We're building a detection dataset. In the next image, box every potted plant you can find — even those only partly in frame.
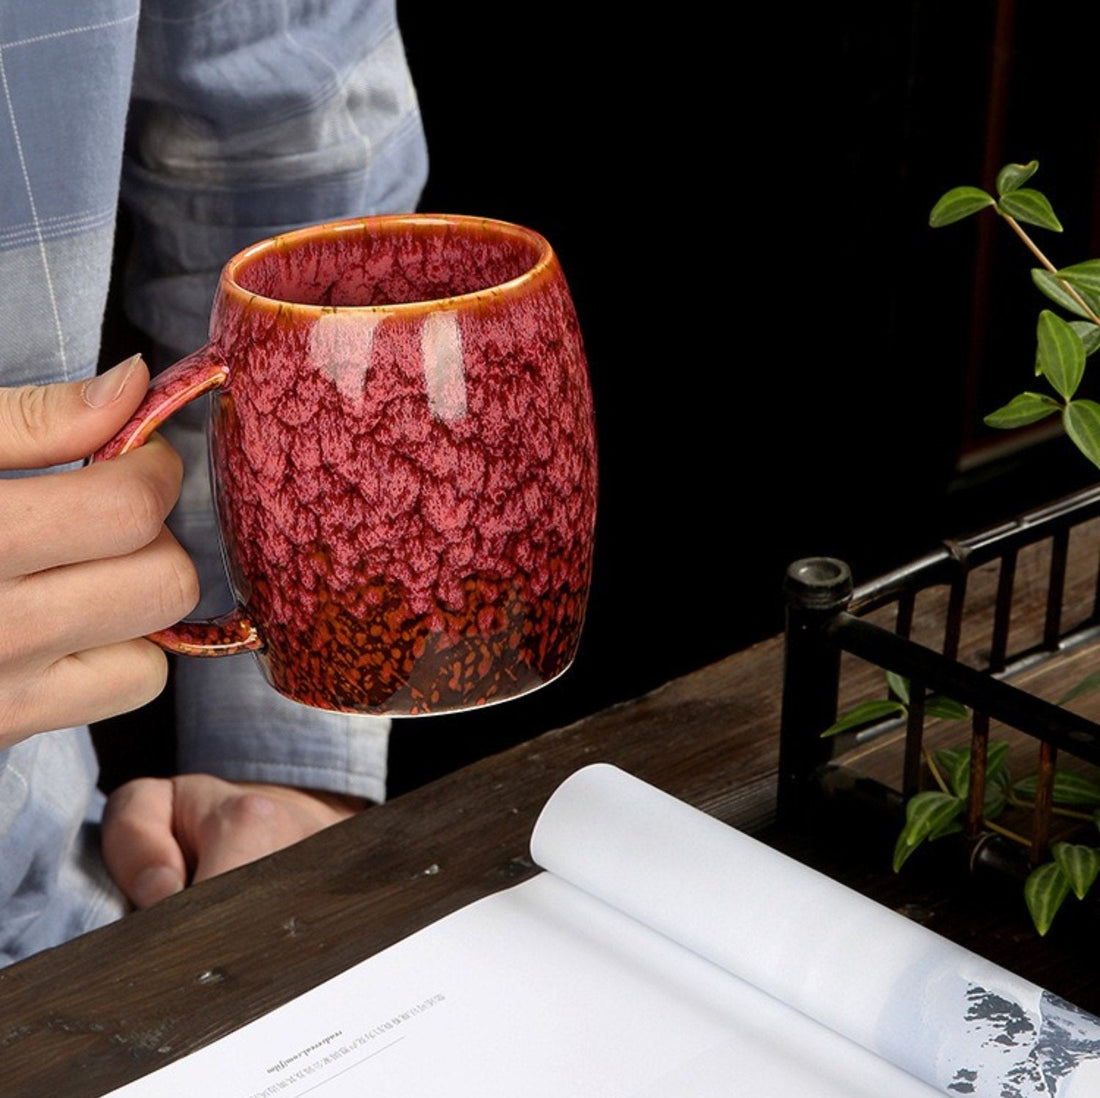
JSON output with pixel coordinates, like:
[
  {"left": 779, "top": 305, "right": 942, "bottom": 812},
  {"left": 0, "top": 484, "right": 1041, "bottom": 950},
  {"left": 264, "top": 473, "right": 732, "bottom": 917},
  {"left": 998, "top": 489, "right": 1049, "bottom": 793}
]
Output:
[{"left": 826, "top": 161, "right": 1100, "bottom": 935}]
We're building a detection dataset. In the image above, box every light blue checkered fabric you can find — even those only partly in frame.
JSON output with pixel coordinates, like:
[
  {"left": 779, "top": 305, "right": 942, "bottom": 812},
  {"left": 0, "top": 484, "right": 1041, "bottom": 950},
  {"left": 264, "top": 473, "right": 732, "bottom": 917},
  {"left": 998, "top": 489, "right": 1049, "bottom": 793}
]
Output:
[{"left": 0, "top": 0, "right": 427, "bottom": 965}]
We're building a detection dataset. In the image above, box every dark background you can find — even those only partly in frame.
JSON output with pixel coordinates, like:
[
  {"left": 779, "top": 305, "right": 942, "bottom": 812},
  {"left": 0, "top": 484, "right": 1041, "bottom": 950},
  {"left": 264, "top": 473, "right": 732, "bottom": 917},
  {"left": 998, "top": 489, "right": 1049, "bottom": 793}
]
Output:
[
  {"left": 387, "top": 1, "right": 1100, "bottom": 791},
  {"left": 96, "top": 1, "right": 1100, "bottom": 796}
]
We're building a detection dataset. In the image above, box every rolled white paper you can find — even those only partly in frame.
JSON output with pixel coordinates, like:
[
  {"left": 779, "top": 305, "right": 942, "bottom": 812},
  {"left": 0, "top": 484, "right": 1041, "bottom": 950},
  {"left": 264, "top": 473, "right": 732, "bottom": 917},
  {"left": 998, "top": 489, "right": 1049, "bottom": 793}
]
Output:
[{"left": 531, "top": 763, "right": 1100, "bottom": 1098}]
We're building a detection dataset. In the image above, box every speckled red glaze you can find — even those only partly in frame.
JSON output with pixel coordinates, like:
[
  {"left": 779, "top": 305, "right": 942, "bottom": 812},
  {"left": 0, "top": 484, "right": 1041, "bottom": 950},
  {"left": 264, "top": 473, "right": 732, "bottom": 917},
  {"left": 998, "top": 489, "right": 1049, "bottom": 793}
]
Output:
[{"left": 94, "top": 215, "right": 597, "bottom": 715}]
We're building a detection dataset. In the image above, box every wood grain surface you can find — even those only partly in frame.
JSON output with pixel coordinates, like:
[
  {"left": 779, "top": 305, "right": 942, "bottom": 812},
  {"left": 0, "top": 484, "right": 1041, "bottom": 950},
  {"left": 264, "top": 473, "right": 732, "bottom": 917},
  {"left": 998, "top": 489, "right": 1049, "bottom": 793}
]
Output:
[{"left": 5, "top": 543, "right": 1100, "bottom": 1096}]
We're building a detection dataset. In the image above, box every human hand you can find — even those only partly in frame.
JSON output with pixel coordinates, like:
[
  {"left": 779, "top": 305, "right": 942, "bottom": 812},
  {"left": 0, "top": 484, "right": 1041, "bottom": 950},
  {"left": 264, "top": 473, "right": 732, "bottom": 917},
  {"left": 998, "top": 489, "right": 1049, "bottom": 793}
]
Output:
[
  {"left": 0, "top": 355, "right": 199, "bottom": 746},
  {"left": 101, "top": 774, "right": 369, "bottom": 908}
]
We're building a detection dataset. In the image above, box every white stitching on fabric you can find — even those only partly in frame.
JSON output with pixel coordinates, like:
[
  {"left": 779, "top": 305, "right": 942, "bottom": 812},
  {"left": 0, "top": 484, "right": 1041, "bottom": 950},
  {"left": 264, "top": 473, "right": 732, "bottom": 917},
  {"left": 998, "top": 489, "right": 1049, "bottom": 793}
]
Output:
[
  {"left": 0, "top": 207, "right": 116, "bottom": 250},
  {"left": 0, "top": 51, "right": 67, "bottom": 373},
  {"left": 0, "top": 13, "right": 139, "bottom": 375},
  {"left": 0, "top": 14, "right": 138, "bottom": 52}
]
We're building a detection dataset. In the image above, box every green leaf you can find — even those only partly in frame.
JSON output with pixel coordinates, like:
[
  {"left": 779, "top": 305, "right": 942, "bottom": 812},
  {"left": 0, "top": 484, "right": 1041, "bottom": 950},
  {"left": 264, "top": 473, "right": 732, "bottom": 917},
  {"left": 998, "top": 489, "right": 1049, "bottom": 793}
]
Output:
[
  {"left": 942, "top": 749, "right": 973, "bottom": 798},
  {"left": 933, "top": 744, "right": 968, "bottom": 772},
  {"left": 983, "top": 392, "right": 1061, "bottom": 429},
  {"left": 885, "top": 670, "right": 909, "bottom": 705},
  {"left": 1057, "top": 259, "right": 1100, "bottom": 297},
  {"left": 1032, "top": 268, "right": 1100, "bottom": 319},
  {"left": 933, "top": 741, "right": 1009, "bottom": 802},
  {"left": 1037, "top": 310, "right": 1086, "bottom": 399},
  {"left": 930, "top": 817, "right": 965, "bottom": 843},
  {"left": 1013, "top": 768, "right": 1100, "bottom": 806},
  {"left": 924, "top": 695, "right": 968, "bottom": 721},
  {"left": 924, "top": 695, "right": 970, "bottom": 720},
  {"left": 1058, "top": 669, "right": 1100, "bottom": 704},
  {"left": 1070, "top": 321, "right": 1100, "bottom": 358},
  {"left": 893, "top": 791, "right": 964, "bottom": 871},
  {"left": 998, "top": 189, "right": 1064, "bottom": 231},
  {"left": 983, "top": 769, "right": 1010, "bottom": 819},
  {"left": 1043, "top": 326, "right": 1100, "bottom": 373},
  {"left": 820, "top": 698, "right": 906, "bottom": 737},
  {"left": 987, "top": 739, "right": 1011, "bottom": 778},
  {"left": 1056, "top": 769, "right": 1100, "bottom": 805},
  {"left": 1051, "top": 842, "right": 1100, "bottom": 900},
  {"left": 1064, "top": 400, "right": 1100, "bottom": 469},
  {"left": 1024, "top": 861, "right": 1072, "bottom": 935},
  {"left": 929, "top": 186, "right": 995, "bottom": 227},
  {"left": 996, "top": 160, "right": 1039, "bottom": 194},
  {"left": 952, "top": 739, "right": 1011, "bottom": 785},
  {"left": 891, "top": 829, "right": 913, "bottom": 874}
]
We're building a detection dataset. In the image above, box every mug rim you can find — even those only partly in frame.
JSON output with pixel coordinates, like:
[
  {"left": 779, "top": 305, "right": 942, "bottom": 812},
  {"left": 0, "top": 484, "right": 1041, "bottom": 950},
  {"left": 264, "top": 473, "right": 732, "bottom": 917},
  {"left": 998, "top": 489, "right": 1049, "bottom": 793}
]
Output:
[{"left": 221, "top": 213, "right": 557, "bottom": 315}]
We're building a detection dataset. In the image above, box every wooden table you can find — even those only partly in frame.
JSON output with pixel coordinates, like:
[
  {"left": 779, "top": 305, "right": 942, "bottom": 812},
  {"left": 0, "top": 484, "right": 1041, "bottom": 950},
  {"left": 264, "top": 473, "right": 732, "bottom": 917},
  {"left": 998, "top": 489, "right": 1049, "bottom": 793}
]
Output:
[{"left": 4, "top": 596, "right": 1100, "bottom": 1096}]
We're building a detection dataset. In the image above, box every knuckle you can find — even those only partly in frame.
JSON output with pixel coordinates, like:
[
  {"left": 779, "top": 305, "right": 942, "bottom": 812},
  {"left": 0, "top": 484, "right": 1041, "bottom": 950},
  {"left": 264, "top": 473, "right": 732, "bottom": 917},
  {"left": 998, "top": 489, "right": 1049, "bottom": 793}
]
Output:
[
  {"left": 0, "top": 506, "right": 16, "bottom": 567},
  {"left": 169, "top": 552, "right": 201, "bottom": 620},
  {"left": 0, "top": 582, "right": 42, "bottom": 667},
  {"left": 0, "top": 617, "right": 20, "bottom": 673},
  {"left": 211, "top": 792, "right": 282, "bottom": 839},
  {"left": 111, "top": 476, "right": 173, "bottom": 553},
  {"left": 0, "top": 630, "right": 25, "bottom": 671},
  {"left": 150, "top": 546, "right": 201, "bottom": 626},
  {"left": 0, "top": 680, "right": 37, "bottom": 747},
  {"left": 132, "top": 637, "right": 171, "bottom": 692},
  {"left": 96, "top": 444, "right": 184, "bottom": 557},
  {"left": 101, "top": 641, "right": 170, "bottom": 714},
  {"left": 3, "top": 385, "right": 51, "bottom": 451},
  {"left": 102, "top": 776, "right": 160, "bottom": 830}
]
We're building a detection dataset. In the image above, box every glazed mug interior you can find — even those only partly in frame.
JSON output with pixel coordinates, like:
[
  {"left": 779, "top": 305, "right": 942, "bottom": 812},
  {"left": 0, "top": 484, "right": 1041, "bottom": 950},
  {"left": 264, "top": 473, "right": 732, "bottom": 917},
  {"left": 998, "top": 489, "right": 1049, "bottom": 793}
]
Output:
[{"left": 230, "top": 216, "right": 544, "bottom": 306}]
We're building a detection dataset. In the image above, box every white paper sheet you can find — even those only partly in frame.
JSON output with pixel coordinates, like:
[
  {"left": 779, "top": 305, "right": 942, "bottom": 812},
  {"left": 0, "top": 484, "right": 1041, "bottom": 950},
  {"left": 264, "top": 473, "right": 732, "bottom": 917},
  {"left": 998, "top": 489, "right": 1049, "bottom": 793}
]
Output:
[{"left": 101, "top": 764, "right": 1100, "bottom": 1098}]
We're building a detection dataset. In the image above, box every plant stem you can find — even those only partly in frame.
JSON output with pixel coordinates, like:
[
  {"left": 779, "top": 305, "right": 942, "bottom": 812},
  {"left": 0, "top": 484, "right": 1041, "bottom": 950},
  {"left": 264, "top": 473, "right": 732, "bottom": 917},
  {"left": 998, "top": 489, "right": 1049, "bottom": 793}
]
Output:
[
  {"left": 983, "top": 817, "right": 1031, "bottom": 847},
  {"left": 1009, "top": 793, "right": 1096, "bottom": 823},
  {"left": 1002, "top": 213, "right": 1100, "bottom": 326},
  {"left": 924, "top": 747, "right": 951, "bottom": 795},
  {"left": 1052, "top": 805, "right": 1095, "bottom": 822}
]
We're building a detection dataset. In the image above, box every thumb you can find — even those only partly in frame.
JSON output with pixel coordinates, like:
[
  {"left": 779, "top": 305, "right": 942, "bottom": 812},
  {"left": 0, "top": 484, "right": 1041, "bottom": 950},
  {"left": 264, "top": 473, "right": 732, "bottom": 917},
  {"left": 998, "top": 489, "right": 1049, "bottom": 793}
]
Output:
[
  {"left": 101, "top": 777, "right": 188, "bottom": 910},
  {"left": 0, "top": 353, "right": 149, "bottom": 470}
]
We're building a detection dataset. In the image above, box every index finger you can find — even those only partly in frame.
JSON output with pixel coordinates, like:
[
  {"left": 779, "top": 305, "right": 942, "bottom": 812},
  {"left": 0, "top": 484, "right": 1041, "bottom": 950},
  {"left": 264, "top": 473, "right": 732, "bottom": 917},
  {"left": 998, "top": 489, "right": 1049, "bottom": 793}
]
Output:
[{"left": 0, "top": 436, "right": 183, "bottom": 578}]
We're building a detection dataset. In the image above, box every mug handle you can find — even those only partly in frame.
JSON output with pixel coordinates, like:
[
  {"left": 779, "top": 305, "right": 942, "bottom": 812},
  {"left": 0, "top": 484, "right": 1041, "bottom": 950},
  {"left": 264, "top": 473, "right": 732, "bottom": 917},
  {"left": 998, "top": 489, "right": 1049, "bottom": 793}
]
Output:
[{"left": 90, "top": 348, "right": 263, "bottom": 658}]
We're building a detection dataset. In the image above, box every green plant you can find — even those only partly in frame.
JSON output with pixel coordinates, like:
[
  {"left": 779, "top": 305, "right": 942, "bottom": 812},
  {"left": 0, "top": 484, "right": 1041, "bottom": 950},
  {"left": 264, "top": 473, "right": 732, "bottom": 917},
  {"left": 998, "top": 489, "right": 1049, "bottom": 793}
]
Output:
[
  {"left": 824, "top": 672, "right": 1100, "bottom": 935},
  {"left": 821, "top": 163, "right": 1100, "bottom": 936},
  {"left": 929, "top": 159, "right": 1100, "bottom": 467}
]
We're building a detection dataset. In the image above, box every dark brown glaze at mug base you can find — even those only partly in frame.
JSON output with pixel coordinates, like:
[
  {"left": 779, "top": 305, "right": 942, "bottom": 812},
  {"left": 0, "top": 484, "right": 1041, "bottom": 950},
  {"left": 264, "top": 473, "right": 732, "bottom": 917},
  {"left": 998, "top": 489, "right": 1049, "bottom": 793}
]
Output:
[
  {"left": 164, "top": 568, "right": 589, "bottom": 715},
  {"left": 259, "top": 570, "right": 589, "bottom": 715}
]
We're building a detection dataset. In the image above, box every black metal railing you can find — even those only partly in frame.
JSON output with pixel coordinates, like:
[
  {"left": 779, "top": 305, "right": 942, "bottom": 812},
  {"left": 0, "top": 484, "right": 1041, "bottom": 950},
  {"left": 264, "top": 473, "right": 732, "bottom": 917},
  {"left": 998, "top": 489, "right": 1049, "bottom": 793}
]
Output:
[{"left": 778, "top": 483, "right": 1100, "bottom": 863}]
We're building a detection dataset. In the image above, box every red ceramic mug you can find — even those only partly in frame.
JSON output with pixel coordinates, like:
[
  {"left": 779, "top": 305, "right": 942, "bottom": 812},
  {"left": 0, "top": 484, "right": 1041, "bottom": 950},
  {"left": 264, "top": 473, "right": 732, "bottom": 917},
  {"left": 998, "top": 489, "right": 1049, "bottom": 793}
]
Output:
[{"left": 93, "top": 214, "right": 598, "bottom": 716}]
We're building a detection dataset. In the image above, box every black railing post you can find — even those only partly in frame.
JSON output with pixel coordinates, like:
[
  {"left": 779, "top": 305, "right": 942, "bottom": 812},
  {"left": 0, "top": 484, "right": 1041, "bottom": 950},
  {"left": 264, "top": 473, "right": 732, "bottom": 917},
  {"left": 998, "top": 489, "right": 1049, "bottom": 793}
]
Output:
[{"left": 778, "top": 557, "right": 854, "bottom": 824}]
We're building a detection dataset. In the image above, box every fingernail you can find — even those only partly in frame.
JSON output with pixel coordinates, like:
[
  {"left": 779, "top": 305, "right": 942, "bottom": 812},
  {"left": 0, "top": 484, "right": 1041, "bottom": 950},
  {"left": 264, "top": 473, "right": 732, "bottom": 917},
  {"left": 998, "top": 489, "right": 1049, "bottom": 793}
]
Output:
[
  {"left": 83, "top": 354, "right": 144, "bottom": 409},
  {"left": 131, "top": 865, "right": 185, "bottom": 909}
]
